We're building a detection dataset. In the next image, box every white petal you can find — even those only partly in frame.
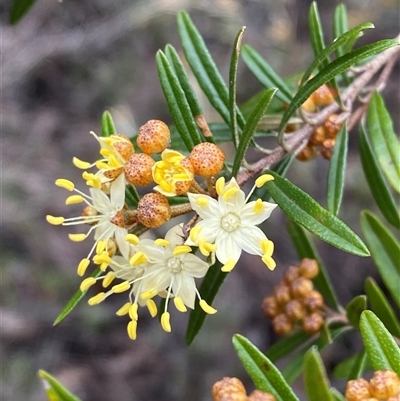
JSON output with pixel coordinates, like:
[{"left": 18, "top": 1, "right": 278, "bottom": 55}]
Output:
[
  {"left": 240, "top": 201, "right": 277, "bottom": 225},
  {"left": 114, "top": 227, "right": 130, "bottom": 260},
  {"left": 172, "top": 273, "right": 196, "bottom": 309},
  {"left": 141, "top": 264, "right": 171, "bottom": 292},
  {"left": 90, "top": 188, "right": 112, "bottom": 213},
  {"left": 165, "top": 224, "right": 185, "bottom": 247},
  {"left": 182, "top": 253, "right": 209, "bottom": 278},
  {"left": 193, "top": 221, "right": 220, "bottom": 243},
  {"left": 110, "top": 173, "right": 126, "bottom": 209},
  {"left": 233, "top": 226, "right": 267, "bottom": 256},
  {"left": 215, "top": 232, "right": 242, "bottom": 264},
  {"left": 188, "top": 193, "right": 221, "bottom": 220},
  {"left": 94, "top": 220, "right": 114, "bottom": 241}
]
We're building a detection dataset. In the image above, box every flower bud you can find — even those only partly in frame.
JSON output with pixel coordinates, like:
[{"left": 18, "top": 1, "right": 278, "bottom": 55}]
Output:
[
  {"left": 111, "top": 134, "right": 135, "bottom": 161},
  {"left": 248, "top": 390, "right": 277, "bottom": 401},
  {"left": 212, "top": 377, "right": 247, "bottom": 401},
  {"left": 284, "top": 299, "right": 306, "bottom": 322},
  {"left": 137, "top": 120, "right": 170, "bottom": 154},
  {"left": 262, "top": 296, "right": 280, "bottom": 319},
  {"left": 273, "top": 283, "right": 292, "bottom": 305},
  {"left": 302, "top": 290, "right": 324, "bottom": 311},
  {"left": 137, "top": 192, "right": 171, "bottom": 228},
  {"left": 299, "top": 258, "right": 319, "bottom": 278},
  {"left": 272, "top": 313, "right": 293, "bottom": 336},
  {"left": 324, "top": 114, "right": 342, "bottom": 138},
  {"left": 189, "top": 142, "right": 225, "bottom": 177},
  {"left": 283, "top": 265, "right": 300, "bottom": 284},
  {"left": 312, "top": 84, "right": 335, "bottom": 107},
  {"left": 124, "top": 153, "right": 155, "bottom": 186},
  {"left": 345, "top": 378, "right": 372, "bottom": 401},
  {"left": 301, "top": 96, "right": 316, "bottom": 113},
  {"left": 388, "top": 395, "right": 400, "bottom": 401},
  {"left": 290, "top": 277, "right": 314, "bottom": 298},
  {"left": 320, "top": 138, "right": 336, "bottom": 160},
  {"left": 296, "top": 145, "right": 316, "bottom": 161},
  {"left": 302, "top": 312, "right": 324, "bottom": 334},
  {"left": 369, "top": 370, "right": 400, "bottom": 399},
  {"left": 309, "top": 126, "right": 326, "bottom": 146}
]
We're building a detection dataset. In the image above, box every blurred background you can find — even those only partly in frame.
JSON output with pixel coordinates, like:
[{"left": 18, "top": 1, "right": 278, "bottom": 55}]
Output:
[{"left": 2, "top": 0, "right": 399, "bottom": 400}]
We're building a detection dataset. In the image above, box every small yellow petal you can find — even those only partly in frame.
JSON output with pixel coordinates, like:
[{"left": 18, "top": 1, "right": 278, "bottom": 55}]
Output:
[
  {"left": 69, "top": 233, "right": 87, "bottom": 242},
  {"left": 80, "top": 277, "right": 97, "bottom": 291},
  {"left": 88, "top": 292, "right": 106, "bottom": 305},
  {"left": 73, "top": 157, "right": 92, "bottom": 170},
  {"left": 255, "top": 174, "right": 274, "bottom": 187},
  {"left": 215, "top": 177, "right": 225, "bottom": 196},
  {"left": 173, "top": 245, "right": 192, "bottom": 256},
  {"left": 116, "top": 302, "right": 132, "bottom": 316},
  {"left": 65, "top": 195, "right": 84, "bottom": 205},
  {"left": 127, "top": 320, "right": 138, "bottom": 340},
  {"left": 199, "top": 300, "right": 217, "bottom": 314},
  {"left": 221, "top": 259, "right": 236, "bottom": 272},
  {"left": 146, "top": 299, "right": 158, "bottom": 317},
  {"left": 125, "top": 234, "right": 140, "bottom": 245},
  {"left": 55, "top": 179, "right": 74, "bottom": 191},
  {"left": 46, "top": 215, "right": 65, "bottom": 225},
  {"left": 112, "top": 281, "right": 131, "bottom": 293},
  {"left": 174, "top": 297, "right": 187, "bottom": 312},
  {"left": 161, "top": 312, "right": 172, "bottom": 332},
  {"left": 154, "top": 239, "right": 170, "bottom": 247},
  {"left": 129, "top": 303, "right": 139, "bottom": 320}
]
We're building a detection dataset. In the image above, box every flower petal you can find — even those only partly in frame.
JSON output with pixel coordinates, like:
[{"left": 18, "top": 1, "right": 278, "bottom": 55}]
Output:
[
  {"left": 188, "top": 193, "right": 221, "bottom": 220},
  {"left": 215, "top": 232, "right": 242, "bottom": 265},
  {"left": 240, "top": 200, "right": 277, "bottom": 225},
  {"left": 172, "top": 273, "right": 196, "bottom": 309},
  {"left": 233, "top": 226, "right": 267, "bottom": 256},
  {"left": 110, "top": 173, "right": 126, "bottom": 208},
  {"left": 114, "top": 226, "right": 130, "bottom": 260},
  {"left": 182, "top": 253, "right": 209, "bottom": 278}
]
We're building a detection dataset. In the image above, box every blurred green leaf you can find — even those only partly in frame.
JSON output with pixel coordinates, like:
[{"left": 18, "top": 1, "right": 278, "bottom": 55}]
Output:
[
  {"left": 359, "top": 125, "right": 400, "bottom": 229},
  {"left": 367, "top": 92, "right": 400, "bottom": 193},
  {"left": 327, "top": 125, "right": 348, "bottom": 215},
  {"left": 365, "top": 277, "right": 400, "bottom": 337},
  {"left": 231, "top": 89, "right": 277, "bottom": 177},
  {"left": 39, "top": 370, "right": 82, "bottom": 401},
  {"left": 9, "top": 0, "right": 37, "bottom": 24},
  {"left": 233, "top": 334, "right": 300, "bottom": 401},
  {"left": 101, "top": 110, "right": 117, "bottom": 137},
  {"left": 304, "top": 346, "right": 334, "bottom": 401},
  {"left": 333, "top": 350, "right": 368, "bottom": 379},
  {"left": 241, "top": 45, "right": 293, "bottom": 105},
  {"left": 278, "top": 39, "right": 398, "bottom": 138},
  {"left": 330, "top": 388, "right": 348, "bottom": 401},
  {"left": 229, "top": 27, "right": 246, "bottom": 148},
  {"left": 360, "top": 211, "right": 400, "bottom": 308},
  {"left": 346, "top": 295, "right": 367, "bottom": 328},
  {"left": 177, "top": 12, "right": 245, "bottom": 130},
  {"left": 125, "top": 185, "right": 140, "bottom": 208},
  {"left": 156, "top": 50, "right": 201, "bottom": 151},
  {"left": 53, "top": 267, "right": 101, "bottom": 326},
  {"left": 287, "top": 219, "right": 340, "bottom": 310},
  {"left": 264, "top": 171, "right": 370, "bottom": 256},
  {"left": 266, "top": 330, "right": 312, "bottom": 362},
  {"left": 186, "top": 261, "right": 227, "bottom": 345},
  {"left": 360, "top": 310, "right": 400, "bottom": 375}
]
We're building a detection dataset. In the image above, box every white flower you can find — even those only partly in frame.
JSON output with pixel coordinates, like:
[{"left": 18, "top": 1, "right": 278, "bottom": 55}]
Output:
[{"left": 186, "top": 175, "right": 277, "bottom": 272}]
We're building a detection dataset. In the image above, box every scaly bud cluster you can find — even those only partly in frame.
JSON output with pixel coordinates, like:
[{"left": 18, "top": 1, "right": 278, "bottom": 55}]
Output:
[
  {"left": 345, "top": 370, "right": 400, "bottom": 401},
  {"left": 262, "top": 258, "right": 325, "bottom": 335},
  {"left": 212, "top": 377, "right": 276, "bottom": 401}
]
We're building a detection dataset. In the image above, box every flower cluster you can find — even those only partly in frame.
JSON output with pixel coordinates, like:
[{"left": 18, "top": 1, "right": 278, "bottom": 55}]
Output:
[{"left": 47, "top": 119, "right": 278, "bottom": 339}]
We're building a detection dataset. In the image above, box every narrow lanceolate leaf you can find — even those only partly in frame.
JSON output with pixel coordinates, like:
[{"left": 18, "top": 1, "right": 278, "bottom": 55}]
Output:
[
  {"left": 177, "top": 12, "right": 245, "bottom": 130},
  {"left": 333, "top": 4, "right": 349, "bottom": 59},
  {"left": 360, "top": 211, "right": 400, "bottom": 308},
  {"left": 186, "top": 261, "right": 227, "bottom": 345},
  {"left": 266, "top": 330, "right": 312, "bottom": 362},
  {"left": 39, "top": 370, "right": 82, "bottom": 401},
  {"left": 365, "top": 277, "right": 400, "bottom": 337},
  {"left": 164, "top": 44, "right": 203, "bottom": 118},
  {"left": 9, "top": 0, "right": 37, "bottom": 24},
  {"left": 287, "top": 219, "right": 340, "bottom": 310},
  {"left": 53, "top": 267, "right": 101, "bottom": 326},
  {"left": 229, "top": 27, "right": 246, "bottom": 148},
  {"left": 327, "top": 125, "right": 348, "bottom": 215},
  {"left": 125, "top": 185, "right": 140, "bottom": 208},
  {"left": 231, "top": 88, "right": 277, "bottom": 177},
  {"left": 156, "top": 50, "right": 200, "bottom": 151},
  {"left": 101, "top": 110, "right": 117, "bottom": 137},
  {"left": 360, "top": 310, "right": 400, "bottom": 375},
  {"left": 264, "top": 171, "right": 370, "bottom": 256},
  {"left": 367, "top": 92, "right": 400, "bottom": 193},
  {"left": 278, "top": 39, "right": 398, "bottom": 136},
  {"left": 346, "top": 295, "right": 367, "bottom": 328},
  {"left": 330, "top": 388, "right": 348, "bottom": 401},
  {"left": 241, "top": 45, "right": 293, "bottom": 105},
  {"left": 233, "top": 334, "right": 300, "bottom": 401},
  {"left": 359, "top": 125, "right": 400, "bottom": 229},
  {"left": 304, "top": 346, "right": 334, "bottom": 401}
]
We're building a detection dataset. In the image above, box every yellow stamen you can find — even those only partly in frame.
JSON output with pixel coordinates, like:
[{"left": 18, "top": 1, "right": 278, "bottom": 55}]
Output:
[
  {"left": 140, "top": 288, "right": 158, "bottom": 300},
  {"left": 129, "top": 303, "right": 138, "bottom": 321},
  {"left": 205, "top": 242, "right": 217, "bottom": 253},
  {"left": 155, "top": 239, "right": 170, "bottom": 247},
  {"left": 96, "top": 161, "right": 110, "bottom": 170},
  {"left": 260, "top": 239, "right": 274, "bottom": 256},
  {"left": 46, "top": 215, "right": 65, "bottom": 225},
  {"left": 221, "top": 259, "right": 236, "bottom": 272},
  {"left": 125, "top": 234, "right": 140, "bottom": 245},
  {"left": 65, "top": 195, "right": 84, "bottom": 205},
  {"left": 161, "top": 312, "right": 171, "bottom": 332},
  {"left": 96, "top": 240, "right": 107, "bottom": 255},
  {"left": 93, "top": 252, "right": 112, "bottom": 265},
  {"left": 174, "top": 297, "right": 187, "bottom": 312},
  {"left": 99, "top": 262, "right": 109, "bottom": 272},
  {"left": 69, "top": 233, "right": 87, "bottom": 242},
  {"left": 189, "top": 225, "right": 202, "bottom": 242},
  {"left": 77, "top": 258, "right": 90, "bottom": 276},
  {"left": 73, "top": 157, "right": 92, "bottom": 170},
  {"left": 215, "top": 177, "right": 225, "bottom": 196},
  {"left": 255, "top": 174, "right": 274, "bottom": 187},
  {"left": 108, "top": 154, "right": 120, "bottom": 168},
  {"left": 262, "top": 255, "right": 276, "bottom": 271},
  {"left": 222, "top": 187, "right": 239, "bottom": 200},
  {"left": 198, "top": 238, "right": 211, "bottom": 256},
  {"left": 112, "top": 281, "right": 131, "bottom": 293},
  {"left": 173, "top": 245, "right": 192, "bottom": 256},
  {"left": 116, "top": 302, "right": 131, "bottom": 316},
  {"left": 100, "top": 148, "right": 111, "bottom": 157},
  {"left": 88, "top": 292, "right": 106, "bottom": 305},
  {"left": 80, "top": 277, "right": 97, "bottom": 291},
  {"left": 127, "top": 320, "right": 137, "bottom": 340},
  {"left": 147, "top": 299, "right": 158, "bottom": 317},
  {"left": 253, "top": 199, "right": 264, "bottom": 214},
  {"left": 55, "top": 179, "right": 74, "bottom": 191},
  {"left": 195, "top": 196, "right": 209, "bottom": 207},
  {"left": 129, "top": 252, "right": 148, "bottom": 266},
  {"left": 200, "top": 300, "right": 217, "bottom": 314},
  {"left": 102, "top": 272, "right": 116, "bottom": 288}
]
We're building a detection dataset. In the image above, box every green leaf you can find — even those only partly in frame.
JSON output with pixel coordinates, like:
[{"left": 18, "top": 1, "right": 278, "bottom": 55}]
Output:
[
  {"left": 9, "top": 0, "right": 37, "bottom": 24},
  {"left": 241, "top": 45, "right": 293, "bottom": 105},
  {"left": 278, "top": 39, "right": 398, "bottom": 137},
  {"left": 359, "top": 125, "right": 400, "bottom": 229},
  {"left": 330, "top": 388, "right": 348, "bottom": 401},
  {"left": 333, "top": 4, "right": 351, "bottom": 85},
  {"left": 264, "top": 171, "right": 370, "bottom": 256},
  {"left": 38, "top": 370, "right": 82, "bottom": 401},
  {"left": 186, "top": 261, "right": 227, "bottom": 345},
  {"left": 229, "top": 27, "right": 246, "bottom": 148},
  {"left": 360, "top": 211, "right": 400, "bottom": 308},
  {"left": 101, "top": 110, "right": 117, "bottom": 137},
  {"left": 286, "top": 219, "right": 341, "bottom": 310},
  {"left": 177, "top": 12, "right": 245, "bottom": 130},
  {"left": 346, "top": 295, "right": 367, "bottom": 328},
  {"left": 233, "top": 334, "right": 300, "bottom": 401},
  {"left": 304, "top": 346, "right": 334, "bottom": 401},
  {"left": 53, "top": 267, "right": 101, "bottom": 326},
  {"left": 327, "top": 125, "right": 348, "bottom": 215},
  {"left": 156, "top": 50, "right": 201, "bottom": 151},
  {"left": 333, "top": 350, "right": 368, "bottom": 379},
  {"left": 231, "top": 88, "right": 277, "bottom": 177},
  {"left": 125, "top": 185, "right": 140, "bottom": 208},
  {"left": 367, "top": 92, "right": 400, "bottom": 192},
  {"left": 266, "top": 330, "right": 312, "bottom": 362},
  {"left": 360, "top": 310, "right": 400, "bottom": 375},
  {"left": 365, "top": 277, "right": 400, "bottom": 337}
]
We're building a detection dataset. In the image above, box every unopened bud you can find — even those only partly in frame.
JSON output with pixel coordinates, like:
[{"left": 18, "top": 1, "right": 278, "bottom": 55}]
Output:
[
  {"left": 284, "top": 299, "right": 306, "bottom": 322},
  {"left": 248, "top": 390, "right": 277, "bottom": 401},
  {"left": 309, "top": 126, "right": 326, "bottom": 146},
  {"left": 324, "top": 114, "right": 342, "bottom": 138},
  {"left": 212, "top": 377, "right": 247, "bottom": 401},
  {"left": 296, "top": 145, "right": 316, "bottom": 161},
  {"left": 369, "top": 370, "right": 400, "bottom": 399},
  {"left": 302, "top": 312, "right": 324, "bottom": 334},
  {"left": 137, "top": 192, "right": 171, "bottom": 228},
  {"left": 137, "top": 120, "right": 170, "bottom": 154},
  {"left": 291, "top": 277, "right": 314, "bottom": 298},
  {"left": 299, "top": 258, "right": 319, "bottom": 278},
  {"left": 262, "top": 296, "right": 280, "bottom": 319},
  {"left": 312, "top": 84, "right": 335, "bottom": 107},
  {"left": 273, "top": 283, "right": 292, "bottom": 305},
  {"left": 283, "top": 265, "right": 300, "bottom": 284},
  {"left": 124, "top": 153, "right": 155, "bottom": 186},
  {"left": 345, "top": 378, "right": 372, "bottom": 401},
  {"left": 272, "top": 313, "right": 293, "bottom": 336},
  {"left": 189, "top": 142, "right": 225, "bottom": 177},
  {"left": 302, "top": 290, "right": 324, "bottom": 311},
  {"left": 321, "top": 138, "right": 336, "bottom": 160},
  {"left": 111, "top": 134, "right": 135, "bottom": 161}
]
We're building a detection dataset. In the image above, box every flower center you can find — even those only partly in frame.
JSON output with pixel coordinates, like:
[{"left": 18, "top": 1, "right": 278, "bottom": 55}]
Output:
[
  {"left": 221, "top": 212, "right": 240, "bottom": 232},
  {"left": 168, "top": 257, "right": 183, "bottom": 273}
]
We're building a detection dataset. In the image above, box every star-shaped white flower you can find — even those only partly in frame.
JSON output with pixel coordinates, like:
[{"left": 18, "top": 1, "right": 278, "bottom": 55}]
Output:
[{"left": 186, "top": 175, "right": 277, "bottom": 272}]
